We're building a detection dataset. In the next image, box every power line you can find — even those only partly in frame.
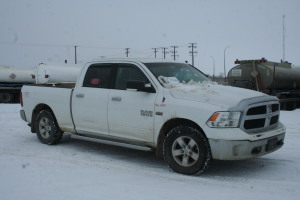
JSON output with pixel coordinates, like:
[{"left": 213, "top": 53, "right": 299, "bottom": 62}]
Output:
[
  {"left": 189, "top": 43, "right": 197, "bottom": 66},
  {"left": 170, "top": 46, "right": 179, "bottom": 60},
  {"left": 0, "top": 41, "right": 71, "bottom": 48},
  {"left": 1, "top": 42, "right": 201, "bottom": 63},
  {"left": 0, "top": 41, "right": 129, "bottom": 50}
]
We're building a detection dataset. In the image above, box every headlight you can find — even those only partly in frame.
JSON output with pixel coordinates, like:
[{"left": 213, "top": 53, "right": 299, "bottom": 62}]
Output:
[{"left": 206, "top": 112, "right": 241, "bottom": 128}]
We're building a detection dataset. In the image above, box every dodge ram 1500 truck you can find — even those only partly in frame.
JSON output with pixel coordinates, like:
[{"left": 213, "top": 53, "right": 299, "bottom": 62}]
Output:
[{"left": 20, "top": 58, "right": 286, "bottom": 175}]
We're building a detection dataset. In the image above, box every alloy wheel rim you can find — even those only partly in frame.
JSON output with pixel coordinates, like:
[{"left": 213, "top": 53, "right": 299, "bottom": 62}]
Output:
[
  {"left": 39, "top": 117, "right": 52, "bottom": 138},
  {"left": 171, "top": 136, "right": 200, "bottom": 167}
]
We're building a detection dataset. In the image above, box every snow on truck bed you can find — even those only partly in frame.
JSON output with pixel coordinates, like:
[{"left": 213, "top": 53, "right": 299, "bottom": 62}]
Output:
[{"left": 0, "top": 104, "right": 299, "bottom": 200}]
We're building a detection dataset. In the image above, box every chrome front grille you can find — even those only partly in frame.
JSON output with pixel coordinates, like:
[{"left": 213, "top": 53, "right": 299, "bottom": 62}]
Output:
[{"left": 241, "top": 101, "right": 280, "bottom": 133}]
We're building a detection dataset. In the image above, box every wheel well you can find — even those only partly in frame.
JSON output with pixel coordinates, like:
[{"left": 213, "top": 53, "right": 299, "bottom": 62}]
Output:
[
  {"left": 31, "top": 104, "right": 54, "bottom": 133},
  {"left": 155, "top": 118, "right": 206, "bottom": 157}
]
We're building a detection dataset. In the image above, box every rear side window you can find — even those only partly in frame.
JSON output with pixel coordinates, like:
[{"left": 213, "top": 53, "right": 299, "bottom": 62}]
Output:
[{"left": 83, "top": 64, "right": 113, "bottom": 88}]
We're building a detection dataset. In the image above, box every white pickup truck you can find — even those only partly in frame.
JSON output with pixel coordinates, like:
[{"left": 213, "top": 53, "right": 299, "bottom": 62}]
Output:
[{"left": 20, "top": 58, "right": 286, "bottom": 175}]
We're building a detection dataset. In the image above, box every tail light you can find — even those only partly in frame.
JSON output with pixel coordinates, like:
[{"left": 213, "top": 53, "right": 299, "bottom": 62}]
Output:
[{"left": 20, "top": 91, "right": 23, "bottom": 107}]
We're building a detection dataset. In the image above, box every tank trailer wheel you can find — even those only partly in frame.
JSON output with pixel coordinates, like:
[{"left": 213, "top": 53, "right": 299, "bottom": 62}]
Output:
[{"left": 0, "top": 93, "right": 14, "bottom": 103}]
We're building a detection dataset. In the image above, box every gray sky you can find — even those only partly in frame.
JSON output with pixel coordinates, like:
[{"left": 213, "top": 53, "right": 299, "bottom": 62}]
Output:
[{"left": 1, "top": 0, "right": 299, "bottom": 75}]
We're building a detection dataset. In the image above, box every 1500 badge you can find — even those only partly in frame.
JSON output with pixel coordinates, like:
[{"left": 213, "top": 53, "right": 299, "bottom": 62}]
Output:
[{"left": 140, "top": 110, "right": 153, "bottom": 117}]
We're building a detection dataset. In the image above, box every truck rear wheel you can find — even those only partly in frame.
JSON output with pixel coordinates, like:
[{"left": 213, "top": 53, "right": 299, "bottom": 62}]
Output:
[
  {"left": 163, "top": 125, "right": 211, "bottom": 175},
  {"left": 35, "top": 110, "right": 63, "bottom": 145}
]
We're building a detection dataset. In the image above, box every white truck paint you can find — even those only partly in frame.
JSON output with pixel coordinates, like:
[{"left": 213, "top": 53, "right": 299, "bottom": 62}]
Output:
[{"left": 20, "top": 59, "right": 286, "bottom": 175}]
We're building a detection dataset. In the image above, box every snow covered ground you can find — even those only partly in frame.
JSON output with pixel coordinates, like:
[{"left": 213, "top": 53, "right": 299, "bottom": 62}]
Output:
[{"left": 0, "top": 104, "right": 299, "bottom": 200}]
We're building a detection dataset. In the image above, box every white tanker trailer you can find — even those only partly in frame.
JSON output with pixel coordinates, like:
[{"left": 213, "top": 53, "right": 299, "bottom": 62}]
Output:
[
  {"left": 0, "top": 63, "right": 81, "bottom": 103},
  {"left": 34, "top": 63, "right": 81, "bottom": 84},
  {"left": 227, "top": 58, "right": 300, "bottom": 110},
  {"left": 0, "top": 65, "right": 35, "bottom": 83}
]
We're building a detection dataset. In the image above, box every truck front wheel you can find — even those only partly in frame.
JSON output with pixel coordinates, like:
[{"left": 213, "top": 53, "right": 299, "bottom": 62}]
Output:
[
  {"left": 35, "top": 110, "right": 63, "bottom": 145},
  {"left": 163, "top": 125, "right": 211, "bottom": 175}
]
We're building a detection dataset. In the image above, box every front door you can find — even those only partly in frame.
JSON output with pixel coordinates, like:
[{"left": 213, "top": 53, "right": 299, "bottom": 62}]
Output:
[{"left": 108, "top": 63, "right": 157, "bottom": 143}]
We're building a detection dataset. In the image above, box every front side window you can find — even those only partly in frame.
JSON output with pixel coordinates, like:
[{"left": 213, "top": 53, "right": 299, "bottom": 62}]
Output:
[
  {"left": 115, "top": 64, "right": 148, "bottom": 90},
  {"left": 83, "top": 64, "right": 113, "bottom": 88}
]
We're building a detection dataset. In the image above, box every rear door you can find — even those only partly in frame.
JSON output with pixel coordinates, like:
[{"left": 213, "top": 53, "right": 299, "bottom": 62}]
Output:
[
  {"left": 108, "top": 63, "right": 158, "bottom": 143},
  {"left": 72, "top": 63, "right": 115, "bottom": 135}
]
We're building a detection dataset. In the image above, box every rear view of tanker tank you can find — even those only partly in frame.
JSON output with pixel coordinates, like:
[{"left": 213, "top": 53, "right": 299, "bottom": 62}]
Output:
[
  {"left": 35, "top": 63, "right": 81, "bottom": 84},
  {"left": 228, "top": 59, "right": 300, "bottom": 92},
  {"left": 227, "top": 58, "right": 300, "bottom": 110},
  {"left": 0, "top": 65, "right": 35, "bottom": 103}
]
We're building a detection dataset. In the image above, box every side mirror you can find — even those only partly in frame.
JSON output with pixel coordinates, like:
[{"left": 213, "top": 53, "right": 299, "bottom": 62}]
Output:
[
  {"left": 126, "top": 81, "right": 156, "bottom": 93},
  {"left": 144, "top": 83, "right": 156, "bottom": 93}
]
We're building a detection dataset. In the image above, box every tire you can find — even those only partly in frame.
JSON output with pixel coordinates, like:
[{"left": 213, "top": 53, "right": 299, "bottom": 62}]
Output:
[
  {"left": 35, "top": 110, "right": 63, "bottom": 145},
  {"left": 163, "top": 125, "right": 211, "bottom": 175},
  {"left": 0, "top": 93, "right": 14, "bottom": 103}
]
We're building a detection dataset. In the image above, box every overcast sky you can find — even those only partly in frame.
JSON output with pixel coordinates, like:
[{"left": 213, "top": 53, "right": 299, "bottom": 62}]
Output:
[{"left": 1, "top": 0, "right": 299, "bottom": 75}]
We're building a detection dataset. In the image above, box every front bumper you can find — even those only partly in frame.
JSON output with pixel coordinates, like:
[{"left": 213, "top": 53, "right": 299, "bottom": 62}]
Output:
[{"left": 209, "top": 131, "right": 285, "bottom": 160}]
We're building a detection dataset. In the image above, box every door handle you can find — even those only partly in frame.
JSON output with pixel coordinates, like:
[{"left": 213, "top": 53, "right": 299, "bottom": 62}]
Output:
[
  {"left": 76, "top": 93, "right": 84, "bottom": 98},
  {"left": 111, "top": 97, "right": 122, "bottom": 101}
]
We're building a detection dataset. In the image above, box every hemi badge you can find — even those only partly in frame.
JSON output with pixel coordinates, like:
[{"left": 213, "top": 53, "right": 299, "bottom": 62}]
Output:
[{"left": 155, "top": 112, "right": 163, "bottom": 116}]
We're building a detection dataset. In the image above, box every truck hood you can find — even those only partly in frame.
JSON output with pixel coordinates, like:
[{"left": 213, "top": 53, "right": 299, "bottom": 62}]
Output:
[{"left": 169, "top": 82, "right": 266, "bottom": 109}]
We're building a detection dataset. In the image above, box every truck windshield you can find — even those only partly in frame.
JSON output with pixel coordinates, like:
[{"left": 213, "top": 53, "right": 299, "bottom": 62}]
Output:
[{"left": 143, "top": 62, "right": 210, "bottom": 86}]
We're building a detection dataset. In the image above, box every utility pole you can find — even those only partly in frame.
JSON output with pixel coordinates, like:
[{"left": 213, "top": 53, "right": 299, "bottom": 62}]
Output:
[
  {"left": 170, "top": 46, "right": 179, "bottom": 60},
  {"left": 74, "top": 45, "right": 78, "bottom": 64},
  {"left": 189, "top": 43, "right": 197, "bottom": 66},
  {"left": 282, "top": 15, "right": 285, "bottom": 62},
  {"left": 152, "top": 48, "right": 159, "bottom": 58},
  {"left": 125, "top": 48, "right": 130, "bottom": 57},
  {"left": 224, "top": 46, "right": 231, "bottom": 82},
  {"left": 210, "top": 56, "right": 215, "bottom": 80},
  {"left": 161, "top": 47, "right": 168, "bottom": 59}
]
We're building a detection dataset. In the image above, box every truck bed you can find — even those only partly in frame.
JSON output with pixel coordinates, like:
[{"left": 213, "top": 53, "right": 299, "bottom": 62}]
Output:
[{"left": 22, "top": 84, "right": 75, "bottom": 133}]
